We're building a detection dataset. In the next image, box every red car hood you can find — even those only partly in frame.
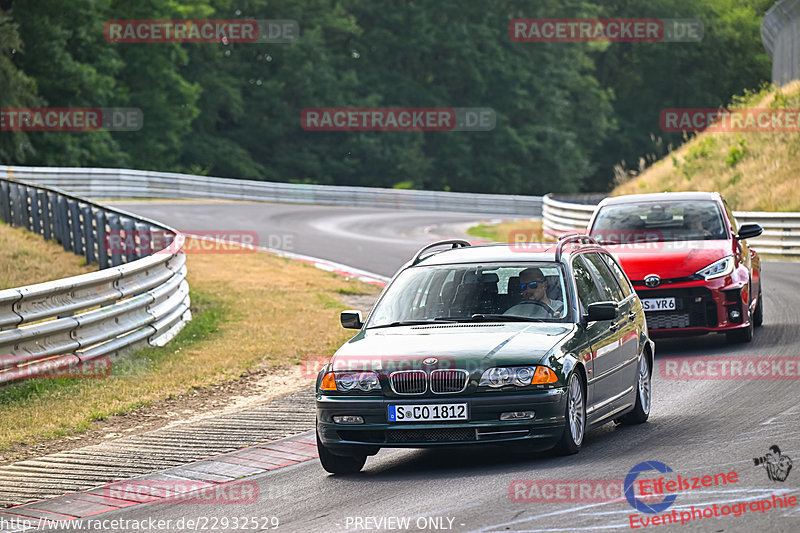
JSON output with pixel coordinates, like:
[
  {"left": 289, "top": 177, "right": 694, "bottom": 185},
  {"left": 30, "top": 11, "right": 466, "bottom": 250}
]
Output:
[{"left": 603, "top": 240, "right": 731, "bottom": 280}]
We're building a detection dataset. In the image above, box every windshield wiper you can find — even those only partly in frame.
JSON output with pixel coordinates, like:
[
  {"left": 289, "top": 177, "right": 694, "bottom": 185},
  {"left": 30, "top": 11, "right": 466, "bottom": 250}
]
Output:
[
  {"left": 367, "top": 318, "right": 459, "bottom": 329},
  {"left": 469, "top": 314, "right": 544, "bottom": 322}
]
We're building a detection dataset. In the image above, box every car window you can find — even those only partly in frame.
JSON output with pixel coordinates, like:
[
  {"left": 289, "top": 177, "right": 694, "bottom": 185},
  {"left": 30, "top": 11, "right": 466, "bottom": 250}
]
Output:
[
  {"left": 571, "top": 256, "right": 604, "bottom": 313},
  {"left": 598, "top": 253, "right": 633, "bottom": 298},
  {"left": 589, "top": 200, "right": 728, "bottom": 242},
  {"left": 583, "top": 253, "right": 625, "bottom": 302},
  {"left": 368, "top": 263, "right": 568, "bottom": 326}
]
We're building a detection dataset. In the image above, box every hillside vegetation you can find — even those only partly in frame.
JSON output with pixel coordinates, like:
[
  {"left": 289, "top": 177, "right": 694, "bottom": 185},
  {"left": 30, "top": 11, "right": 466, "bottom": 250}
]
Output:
[
  {"left": 612, "top": 82, "right": 800, "bottom": 212},
  {"left": 1, "top": 0, "right": 772, "bottom": 194}
]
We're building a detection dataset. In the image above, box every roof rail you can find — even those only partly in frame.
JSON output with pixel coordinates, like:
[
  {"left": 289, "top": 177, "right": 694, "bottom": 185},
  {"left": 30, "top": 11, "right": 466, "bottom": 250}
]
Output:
[
  {"left": 555, "top": 233, "right": 599, "bottom": 262},
  {"left": 411, "top": 239, "right": 471, "bottom": 266}
]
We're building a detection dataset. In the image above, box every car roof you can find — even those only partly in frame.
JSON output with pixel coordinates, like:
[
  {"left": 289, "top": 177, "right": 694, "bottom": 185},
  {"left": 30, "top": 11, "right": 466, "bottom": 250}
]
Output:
[
  {"left": 598, "top": 191, "right": 722, "bottom": 207},
  {"left": 413, "top": 242, "right": 605, "bottom": 267}
]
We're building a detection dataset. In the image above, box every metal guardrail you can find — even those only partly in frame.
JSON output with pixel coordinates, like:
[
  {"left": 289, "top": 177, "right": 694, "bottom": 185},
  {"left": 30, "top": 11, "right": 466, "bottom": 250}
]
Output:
[
  {"left": 734, "top": 211, "right": 800, "bottom": 256},
  {"left": 542, "top": 193, "right": 800, "bottom": 256},
  {"left": 762, "top": 0, "right": 800, "bottom": 86},
  {"left": 0, "top": 165, "right": 543, "bottom": 217},
  {"left": 0, "top": 177, "right": 191, "bottom": 384}
]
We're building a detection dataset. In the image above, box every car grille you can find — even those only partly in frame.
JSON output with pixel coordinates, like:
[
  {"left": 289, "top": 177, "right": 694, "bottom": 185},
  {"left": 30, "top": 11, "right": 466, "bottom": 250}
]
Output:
[
  {"left": 637, "top": 287, "right": 718, "bottom": 329},
  {"left": 389, "top": 370, "right": 427, "bottom": 394},
  {"left": 430, "top": 369, "right": 469, "bottom": 393},
  {"left": 386, "top": 428, "right": 476, "bottom": 443},
  {"left": 646, "top": 312, "right": 691, "bottom": 329}
]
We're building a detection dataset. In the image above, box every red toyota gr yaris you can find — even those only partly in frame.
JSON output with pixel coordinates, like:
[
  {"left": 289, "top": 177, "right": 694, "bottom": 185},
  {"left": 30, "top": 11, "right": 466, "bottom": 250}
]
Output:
[{"left": 587, "top": 192, "right": 763, "bottom": 343}]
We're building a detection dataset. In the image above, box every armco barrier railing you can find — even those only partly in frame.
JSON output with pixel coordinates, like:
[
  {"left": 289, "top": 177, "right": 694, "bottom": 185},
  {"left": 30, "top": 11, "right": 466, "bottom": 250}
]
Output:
[
  {"left": 542, "top": 194, "right": 800, "bottom": 256},
  {"left": 0, "top": 166, "right": 543, "bottom": 217},
  {"left": 0, "top": 177, "right": 191, "bottom": 384}
]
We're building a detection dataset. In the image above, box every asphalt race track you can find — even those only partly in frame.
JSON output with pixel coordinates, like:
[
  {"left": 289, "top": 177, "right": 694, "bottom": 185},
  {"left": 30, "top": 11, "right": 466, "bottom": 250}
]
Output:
[
  {"left": 64, "top": 202, "right": 800, "bottom": 532},
  {"left": 112, "top": 201, "right": 498, "bottom": 277}
]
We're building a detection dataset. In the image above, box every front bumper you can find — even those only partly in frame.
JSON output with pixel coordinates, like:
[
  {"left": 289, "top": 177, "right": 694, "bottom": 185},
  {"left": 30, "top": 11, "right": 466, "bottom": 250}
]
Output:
[
  {"left": 316, "top": 389, "right": 567, "bottom": 453},
  {"left": 634, "top": 277, "right": 751, "bottom": 337}
]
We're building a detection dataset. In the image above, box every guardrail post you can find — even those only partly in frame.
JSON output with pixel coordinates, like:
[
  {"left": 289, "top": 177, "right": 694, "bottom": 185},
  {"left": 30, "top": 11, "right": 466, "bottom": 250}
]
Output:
[
  {"left": 58, "top": 197, "right": 71, "bottom": 251},
  {"left": 69, "top": 200, "right": 84, "bottom": 257},
  {"left": 82, "top": 206, "right": 95, "bottom": 265},
  {"left": 0, "top": 181, "right": 10, "bottom": 223},
  {"left": 135, "top": 221, "right": 151, "bottom": 257},
  {"left": 41, "top": 191, "right": 53, "bottom": 241},
  {"left": 10, "top": 183, "right": 20, "bottom": 227},
  {"left": 122, "top": 218, "right": 138, "bottom": 262},
  {"left": 108, "top": 214, "right": 123, "bottom": 266},
  {"left": 31, "top": 189, "right": 42, "bottom": 236},
  {"left": 20, "top": 186, "right": 32, "bottom": 231},
  {"left": 95, "top": 210, "right": 109, "bottom": 269}
]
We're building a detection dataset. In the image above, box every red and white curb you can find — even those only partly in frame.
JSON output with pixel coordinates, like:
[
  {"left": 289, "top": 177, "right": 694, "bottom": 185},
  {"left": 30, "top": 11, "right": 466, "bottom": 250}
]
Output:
[{"left": 0, "top": 431, "right": 318, "bottom": 531}]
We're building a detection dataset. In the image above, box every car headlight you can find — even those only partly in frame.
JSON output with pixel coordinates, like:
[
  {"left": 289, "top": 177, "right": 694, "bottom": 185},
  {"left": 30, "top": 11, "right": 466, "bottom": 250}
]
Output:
[
  {"left": 320, "top": 371, "right": 380, "bottom": 392},
  {"left": 696, "top": 255, "right": 734, "bottom": 280},
  {"left": 479, "top": 366, "right": 557, "bottom": 388}
]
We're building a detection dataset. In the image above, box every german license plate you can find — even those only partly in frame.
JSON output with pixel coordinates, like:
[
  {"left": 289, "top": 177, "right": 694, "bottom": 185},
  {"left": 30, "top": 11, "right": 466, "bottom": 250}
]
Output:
[
  {"left": 642, "top": 297, "right": 676, "bottom": 311},
  {"left": 388, "top": 404, "right": 468, "bottom": 422}
]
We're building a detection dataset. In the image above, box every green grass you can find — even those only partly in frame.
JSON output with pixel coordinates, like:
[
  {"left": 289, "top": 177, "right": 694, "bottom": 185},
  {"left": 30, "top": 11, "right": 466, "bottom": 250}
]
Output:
[
  {"left": 0, "top": 289, "right": 226, "bottom": 442},
  {"left": 466, "top": 219, "right": 545, "bottom": 243}
]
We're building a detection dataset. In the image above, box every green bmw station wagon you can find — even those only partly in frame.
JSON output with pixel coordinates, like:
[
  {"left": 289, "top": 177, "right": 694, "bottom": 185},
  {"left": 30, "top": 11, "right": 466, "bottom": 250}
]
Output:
[{"left": 316, "top": 235, "right": 654, "bottom": 474}]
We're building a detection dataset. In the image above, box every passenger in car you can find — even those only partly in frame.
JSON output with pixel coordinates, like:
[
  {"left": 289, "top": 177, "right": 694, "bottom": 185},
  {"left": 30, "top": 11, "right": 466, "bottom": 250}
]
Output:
[
  {"left": 683, "top": 210, "right": 712, "bottom": 237},
  {"left": 504, "top": 267, "right": 564, "bottom": 316}
]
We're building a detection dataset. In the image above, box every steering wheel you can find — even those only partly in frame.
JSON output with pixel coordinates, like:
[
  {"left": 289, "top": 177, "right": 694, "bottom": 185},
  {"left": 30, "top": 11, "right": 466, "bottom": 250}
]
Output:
[{"left": 511, "top": 300, "right": 556, "bottom": 317}]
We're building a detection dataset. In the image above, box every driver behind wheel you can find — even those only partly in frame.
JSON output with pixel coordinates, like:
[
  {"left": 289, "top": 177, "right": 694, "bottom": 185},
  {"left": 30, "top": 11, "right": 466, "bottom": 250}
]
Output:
[{"left": 505, "top": 267, "right": 564, "bottom": 316}]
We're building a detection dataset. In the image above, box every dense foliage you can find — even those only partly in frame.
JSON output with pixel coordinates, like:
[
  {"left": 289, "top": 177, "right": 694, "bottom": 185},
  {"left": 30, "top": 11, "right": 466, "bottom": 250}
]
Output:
[{"left": 0, "top": 0, "right": 773, "bottom": 193}]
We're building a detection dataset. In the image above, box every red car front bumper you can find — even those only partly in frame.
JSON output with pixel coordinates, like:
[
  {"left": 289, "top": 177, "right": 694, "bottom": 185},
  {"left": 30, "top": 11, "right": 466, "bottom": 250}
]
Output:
[{"left": 633, "top": 276, "right": 753, "bottom": 338}]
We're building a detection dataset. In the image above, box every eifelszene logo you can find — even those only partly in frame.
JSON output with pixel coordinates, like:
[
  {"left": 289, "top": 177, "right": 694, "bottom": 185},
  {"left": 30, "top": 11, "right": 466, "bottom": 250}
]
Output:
[{"left": 625, "top": 460, "right": 678, "bottom": 514}]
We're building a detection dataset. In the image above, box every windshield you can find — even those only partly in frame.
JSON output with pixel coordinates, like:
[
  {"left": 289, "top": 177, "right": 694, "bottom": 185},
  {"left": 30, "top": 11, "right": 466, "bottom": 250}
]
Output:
[
  {"left": 367, "top": 263, "right": 569, "bottom": 328},
  {"left": 589, "top": 200, "right": 728, "bottom": 243}
]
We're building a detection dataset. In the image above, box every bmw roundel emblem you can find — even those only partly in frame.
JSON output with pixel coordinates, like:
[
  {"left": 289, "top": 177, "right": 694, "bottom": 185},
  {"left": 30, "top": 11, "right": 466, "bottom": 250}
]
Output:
[
  {"left": 422, "top": 357, "right": 438, "bottom": 365},
  {"left": 644, "top": 275, "right": 661, "bottom": 288}
]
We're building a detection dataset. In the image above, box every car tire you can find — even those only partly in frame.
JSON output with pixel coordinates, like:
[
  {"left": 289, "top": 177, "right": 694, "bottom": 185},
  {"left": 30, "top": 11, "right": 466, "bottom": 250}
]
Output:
[
  {"left": 726, "top": 319, "right": 753, "bottom": 343},
  {"left": 316, "top": 429, "right": 367, "bottom": 474},
  {"left": 753, "top": 283, "right": 764, "bottom": 328},
  {"left": 619, "top": 353, "right": 651, "bottom": 425},
  {"left": 554, "top": 372, "right": 585, "bottom": 456}
]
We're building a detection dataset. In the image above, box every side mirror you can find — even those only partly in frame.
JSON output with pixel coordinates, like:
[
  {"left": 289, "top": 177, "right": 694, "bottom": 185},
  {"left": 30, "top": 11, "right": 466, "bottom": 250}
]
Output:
[
  {"left": 736, "top": 223, "right": 763, "bottom": 240},
  {"left": 340, "top": 310, "right": 363, "bottom": 329},
  {"left": 586, "top": 301, "right": 618, "bottom": 322}
]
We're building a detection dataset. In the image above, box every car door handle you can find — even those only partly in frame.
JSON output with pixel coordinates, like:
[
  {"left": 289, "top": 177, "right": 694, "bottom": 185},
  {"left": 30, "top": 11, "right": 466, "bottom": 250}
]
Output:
[
  {"left": 609, "top": 322, "right": 620, "bottom": 332},
  {"left": 628, "top": 312, "right": 637, "bottom": 322}
]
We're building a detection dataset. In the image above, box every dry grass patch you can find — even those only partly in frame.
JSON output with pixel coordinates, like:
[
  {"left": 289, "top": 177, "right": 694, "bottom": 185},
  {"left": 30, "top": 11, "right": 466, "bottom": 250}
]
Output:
[
  {"left": 0, "top": 238, "right": 381, "bottom": 449},
  {"left": 0, "top": 222, "right": 94, "bottom": 289},
  {"left": 612, "top": 82, "right": 800, "bottom": 212}
]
